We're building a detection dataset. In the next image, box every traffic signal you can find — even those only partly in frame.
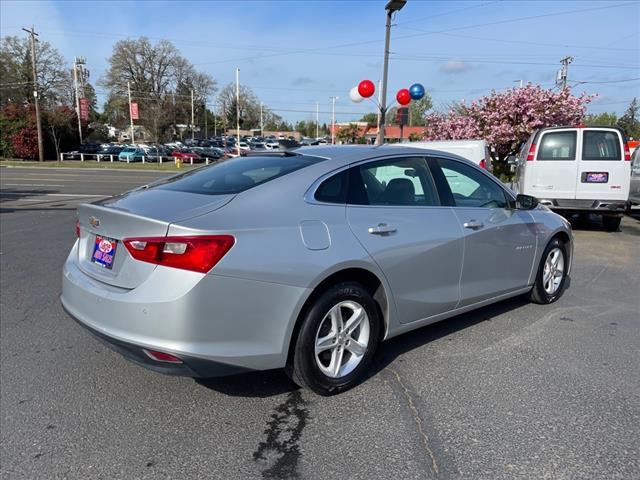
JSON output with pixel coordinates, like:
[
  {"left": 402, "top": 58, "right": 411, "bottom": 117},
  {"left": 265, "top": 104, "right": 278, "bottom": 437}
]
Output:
[{"left": 397, "top": 107, "right": 409, "bottom": 126}]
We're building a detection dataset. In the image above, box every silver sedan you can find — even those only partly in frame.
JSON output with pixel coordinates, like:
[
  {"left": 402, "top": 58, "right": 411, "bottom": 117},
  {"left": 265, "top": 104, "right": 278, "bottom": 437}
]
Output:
[{"left": 61, "top": 146, "right": 573, "bottom": 395}]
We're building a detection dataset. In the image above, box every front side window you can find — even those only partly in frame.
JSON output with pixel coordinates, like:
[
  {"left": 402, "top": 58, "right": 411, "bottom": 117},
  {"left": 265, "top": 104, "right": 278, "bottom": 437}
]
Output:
[
  {"left": 434, "top": 158, "right": 508, "bottom": 208},
  {"left": 348, "top": 157, "right": 438, "bottom": 206},
  {"left": 582, "top": 130, "right": 622, "bottom": 161},
  {"left": 538, "top": 131, "right": 577, "bottom": 160}
]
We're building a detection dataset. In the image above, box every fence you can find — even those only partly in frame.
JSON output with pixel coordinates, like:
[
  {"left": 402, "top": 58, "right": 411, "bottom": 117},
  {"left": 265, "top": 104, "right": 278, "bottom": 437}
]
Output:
[{"left": 59, "top": 153, "right": 218, "bottom": 166}]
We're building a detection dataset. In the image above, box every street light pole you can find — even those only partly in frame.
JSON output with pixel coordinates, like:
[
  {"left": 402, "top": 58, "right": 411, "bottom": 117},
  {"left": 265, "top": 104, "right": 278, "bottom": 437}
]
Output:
[
  {"left": 329, "top": 96, "right": 338, "bottom": 144},
  {"left": 236, "top": 68, "right": 241, "bottom": 154},
  {"left": 377, "top": 0, "right": 406, "bottom": 146},
  {"left": 316, "top": 101, "right": 319, "bottom": 139}
]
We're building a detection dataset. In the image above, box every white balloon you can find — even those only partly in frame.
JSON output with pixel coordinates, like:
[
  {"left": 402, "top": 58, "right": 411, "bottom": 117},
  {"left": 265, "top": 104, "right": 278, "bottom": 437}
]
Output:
[{"left": 350, "top": 86, "right": 364, "bottom": 103}]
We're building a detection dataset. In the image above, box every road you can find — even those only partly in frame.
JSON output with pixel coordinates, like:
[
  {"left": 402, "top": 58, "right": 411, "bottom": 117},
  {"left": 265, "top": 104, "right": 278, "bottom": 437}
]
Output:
[{"left": 1, "top": 167, "right": 639, "bottom": 479}]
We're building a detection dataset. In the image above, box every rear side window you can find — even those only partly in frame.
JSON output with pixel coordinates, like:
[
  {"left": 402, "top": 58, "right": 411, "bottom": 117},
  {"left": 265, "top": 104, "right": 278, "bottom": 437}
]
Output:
[
  {"left": 155, "top": 155, "right": 323, "bottom": 195},
  {"left": 315, "top": 170, "right": 348, "bottom": 203},
  {"left": 582, "top": 131, "right": 622, "bottom": 161},
  {"left": 348, "top": 157, "right": 438, "bottom": 206},
  {"left": 538, "top": 131, "right": 577, "bottom": 160}
]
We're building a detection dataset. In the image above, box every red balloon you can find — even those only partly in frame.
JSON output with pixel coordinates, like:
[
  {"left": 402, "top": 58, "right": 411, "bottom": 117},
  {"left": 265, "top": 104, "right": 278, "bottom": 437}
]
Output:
[
  {"left": 396, "top": 88, "right": 411, "bottom": 105},
  {"left": 358, "top": 80, "right": 375, "bottom": 98}
]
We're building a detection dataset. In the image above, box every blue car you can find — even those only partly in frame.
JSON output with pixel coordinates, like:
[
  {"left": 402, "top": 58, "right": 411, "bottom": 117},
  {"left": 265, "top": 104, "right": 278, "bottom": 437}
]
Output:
[{"left": 118, "top": 146, "right": 140, "bottom": 162}]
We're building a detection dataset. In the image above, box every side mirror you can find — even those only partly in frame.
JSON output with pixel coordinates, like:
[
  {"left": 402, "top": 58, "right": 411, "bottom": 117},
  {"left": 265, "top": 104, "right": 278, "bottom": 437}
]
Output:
[
  {"left": 516, "top": 194, "right": 539, "bottom": 210},
  {"left": 507, "top": 155, "right": 518, "bottom": 165}
]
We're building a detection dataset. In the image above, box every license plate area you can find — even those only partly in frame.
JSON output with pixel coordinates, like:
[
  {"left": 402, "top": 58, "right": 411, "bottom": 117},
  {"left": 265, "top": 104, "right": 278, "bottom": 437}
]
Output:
[
  {"left": 91, "top": 235, "right": 117, "bottom": 269},
  {"left": 582, "top": 172, "right": 608, "bottom": 183}
]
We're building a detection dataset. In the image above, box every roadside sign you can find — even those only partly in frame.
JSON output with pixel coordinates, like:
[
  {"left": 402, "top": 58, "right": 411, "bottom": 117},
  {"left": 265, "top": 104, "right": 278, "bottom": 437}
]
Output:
[
  {"left": 79, "top": 98, "right": 89, "bottom": 121},
  {"left": 130, "top": 102, "right": 139, "bottom": 120}
]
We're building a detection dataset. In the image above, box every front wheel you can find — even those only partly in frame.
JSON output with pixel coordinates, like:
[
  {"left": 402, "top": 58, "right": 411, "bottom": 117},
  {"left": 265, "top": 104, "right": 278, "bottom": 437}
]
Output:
[
  {"left": 602, "top": 215, "right": 622, "bottom": 232},
  {"left": 288, "top": 282, "right": 381, "bottom": 395},
  {"left": 529, "top": 238, "right": 568, "bottom": 305}
]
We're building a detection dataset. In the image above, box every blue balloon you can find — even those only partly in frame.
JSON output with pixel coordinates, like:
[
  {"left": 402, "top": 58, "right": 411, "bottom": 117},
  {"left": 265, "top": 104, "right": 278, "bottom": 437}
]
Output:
[{"left": 409, "top": 83, "right": 425, "bottom": 100}]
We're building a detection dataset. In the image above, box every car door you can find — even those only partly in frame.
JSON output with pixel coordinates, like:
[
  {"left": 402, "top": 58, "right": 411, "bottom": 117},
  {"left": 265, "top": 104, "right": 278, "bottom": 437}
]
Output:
[
  {"left": 428, "top": 156, "right": 537, "bottom": 307},
  {"left": 575, "top": 128, "right": 630, "bottom": 202},
  {"left": 346, "top": 156, "right": 463, "bottom": 324},
  {"left": 631, "top": 149, "right": 640, "bottom": 203},
  {"left": 526, "top": 129, "right": 579, "bottom": 199}
]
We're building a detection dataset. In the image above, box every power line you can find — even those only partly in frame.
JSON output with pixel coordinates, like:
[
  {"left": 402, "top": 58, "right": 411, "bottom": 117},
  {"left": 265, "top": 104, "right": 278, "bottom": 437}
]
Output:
[{"left": 571, "top": 77, "right": 640, "bottom": 85}]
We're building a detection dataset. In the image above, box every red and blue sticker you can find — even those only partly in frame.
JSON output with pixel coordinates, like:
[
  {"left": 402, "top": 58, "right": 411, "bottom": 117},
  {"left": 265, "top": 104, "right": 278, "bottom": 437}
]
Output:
[{"left": 92, "top": 235, "right": 117, "bottom": 269}]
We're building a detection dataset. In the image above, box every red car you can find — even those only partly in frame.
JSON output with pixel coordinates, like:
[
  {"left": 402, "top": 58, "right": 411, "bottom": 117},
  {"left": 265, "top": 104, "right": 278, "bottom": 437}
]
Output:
[{"left": 171, "top": 149, "right": 202, "bottom": 163}]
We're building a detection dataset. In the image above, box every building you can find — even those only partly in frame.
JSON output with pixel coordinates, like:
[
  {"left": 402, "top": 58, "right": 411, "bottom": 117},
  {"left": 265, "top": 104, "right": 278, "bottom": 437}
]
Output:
[{"left": 328, "top": 123, "right": 425, "bottom": 143}]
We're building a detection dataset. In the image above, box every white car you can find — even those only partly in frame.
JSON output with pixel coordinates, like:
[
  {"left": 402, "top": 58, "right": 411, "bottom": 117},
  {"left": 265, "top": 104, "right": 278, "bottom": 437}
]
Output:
[
  {"left": 394, "top": 140, "right": 492, "bottom": 171},
  {"left": 512, "top": 126, "right": 631, "bottom": 231}
]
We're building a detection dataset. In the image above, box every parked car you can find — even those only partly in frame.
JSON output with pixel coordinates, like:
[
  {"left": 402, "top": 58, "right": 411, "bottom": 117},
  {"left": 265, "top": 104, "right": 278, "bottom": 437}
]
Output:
[
  {"left": 171, "top": 148, "right": 201, "bottom": 163},
  {"left": 193, "top": 147, "right": 222, "bottom": 161},
  {"left": 97, "top": 145, "right": 124, "bottom": 161},
  {"left": 118, "top": 146, "right": 141, "bottom": 162},
  {"left": 394, "top": 139, "right": 492, "bottom": 170},
  {"left": 63, "top": 146, "right": 573, "bottom": 395},
  {"left": 511, "top": 126, "right": 631, "bottom": 231},
  {"left": 132, "top": 146, "right": 170, "bottom": 163},
  {"left": 629, "top": 146, "right": 640, "bottom": 205}
]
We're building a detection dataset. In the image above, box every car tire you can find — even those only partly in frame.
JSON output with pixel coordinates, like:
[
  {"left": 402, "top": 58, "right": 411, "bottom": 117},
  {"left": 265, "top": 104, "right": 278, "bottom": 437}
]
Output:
[
  {"left": 602, "top": 215, "right": 621, "bottom": 232},
  {"left": 288, "top": 282, "right": 381, "bottom": 396},
  {"left": 529, "top": 237, "right": 568, "bottom": 305}
]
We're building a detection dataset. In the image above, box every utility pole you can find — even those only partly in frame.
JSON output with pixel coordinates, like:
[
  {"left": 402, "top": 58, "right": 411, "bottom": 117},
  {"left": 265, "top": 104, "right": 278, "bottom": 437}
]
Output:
[
  {"left": 329, "top": 96, "right": 338, "bottom": 144},
  {"left": 213, "top": 105, "right": 217, "bottom": 137},
  {"left": 127, "top": 81, "right": 134, "bottom": 143},
  {"left": 236, "top": 68, "right": 241, "bottom": 154},
  {"left": 203, "top": 102, "right": 208, "bottom": 139},
  {"left": 557, "top": 56, "right": 573, "bottom": 90},
  {"left": 191, "top": 89, "right": 195, "bottom": 141},
  {"left": 22, "top": 26, "right": 44, "bottom": 162},
  {"left": 377, "top": 0, "right": 407, "bottom": 145},
  {"left": 73, "top": 56, "right": 85, "bottom": 144},
  {"left": 316, "top": 101, "right": 320, "bottom": 139},
  {"left": 260, "top": 102, "right": 264, "bottom": 137}
]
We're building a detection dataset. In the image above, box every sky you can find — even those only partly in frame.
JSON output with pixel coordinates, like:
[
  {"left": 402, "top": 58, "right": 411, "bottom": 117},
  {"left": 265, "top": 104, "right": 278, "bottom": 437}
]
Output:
[{"left": 1, "top": 0, "right": 639, "bottom": 124}]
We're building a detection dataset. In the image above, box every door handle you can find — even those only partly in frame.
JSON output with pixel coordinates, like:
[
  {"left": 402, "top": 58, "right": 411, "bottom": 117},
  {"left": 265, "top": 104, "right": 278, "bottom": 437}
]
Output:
[
  {"left": 368, "top": 223, "right": 397, "bottom": 235},
  {"left": 463, "top": 220, "right": 484, "bottom": 229}
]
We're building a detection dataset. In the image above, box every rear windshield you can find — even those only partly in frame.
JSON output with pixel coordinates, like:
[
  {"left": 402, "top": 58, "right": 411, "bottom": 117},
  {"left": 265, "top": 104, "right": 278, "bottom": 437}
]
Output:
[
  {"left": 538, "top": 131, "right": 576, "bottom": 160},
  {"left": 155, "top": 154, "right": 324, "bottom": 195},
  {"left": 582, "top": 130, "right": 622, "bottom": 161}
]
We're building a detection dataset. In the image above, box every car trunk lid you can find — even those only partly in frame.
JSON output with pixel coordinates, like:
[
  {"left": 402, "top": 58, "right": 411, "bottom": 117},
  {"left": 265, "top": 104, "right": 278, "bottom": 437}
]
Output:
[{"left": 76, "top": 189, "right": 234, "bottom": 289}]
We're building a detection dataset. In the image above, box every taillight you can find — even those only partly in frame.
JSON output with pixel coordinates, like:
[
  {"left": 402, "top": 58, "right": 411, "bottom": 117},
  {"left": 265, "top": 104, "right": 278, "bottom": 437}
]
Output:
[
  {"left": 123, "top": 235, "right": 234, "bottom": 273},
  {"left": 143, "top": 349, "right": 183, "bottom": 364},
  {"left": 76, "top": 220, "right": 80, "bottom": 238},
  {"left": 527, "top": 143, "right": 536, "bottom": 161},
  {"left": 624, "top": 143, "right": 631, "bottom": 161},
  {"left": 479, "top": 159, "right": 486, "bottom": 169}
]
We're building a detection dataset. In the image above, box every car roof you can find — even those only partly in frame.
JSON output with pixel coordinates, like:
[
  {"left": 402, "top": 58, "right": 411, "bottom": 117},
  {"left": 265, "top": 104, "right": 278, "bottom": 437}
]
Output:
[{"left": 297, "top": 144, "right": 472, "bottom": 165}]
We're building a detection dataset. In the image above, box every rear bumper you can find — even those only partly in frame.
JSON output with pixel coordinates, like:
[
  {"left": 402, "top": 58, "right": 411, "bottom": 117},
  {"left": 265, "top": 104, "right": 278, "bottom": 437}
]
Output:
[
  {"left": 61, "top": 244, "right": 309, "bottom": 377},
  {"left": 538, "top": 198, "right": 628, "bottom": 213},
  {"left": 65, "top": 304, "right": 250, "bottom": 377}
]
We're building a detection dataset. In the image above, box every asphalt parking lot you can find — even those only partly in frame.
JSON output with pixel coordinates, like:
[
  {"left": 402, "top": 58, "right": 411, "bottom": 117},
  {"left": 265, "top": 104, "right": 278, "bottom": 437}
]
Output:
[{"left": 1, "top": 167, "right": 639, "bottom": 479}]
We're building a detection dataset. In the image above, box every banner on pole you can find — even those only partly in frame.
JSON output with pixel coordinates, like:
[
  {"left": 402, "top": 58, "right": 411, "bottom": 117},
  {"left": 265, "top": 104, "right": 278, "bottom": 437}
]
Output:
[
  {"left": 79, "top": 98, "right": 90, "bottom": 121},
  {"left": 130, "top": 102, "right": 139, "bottom": 120}
]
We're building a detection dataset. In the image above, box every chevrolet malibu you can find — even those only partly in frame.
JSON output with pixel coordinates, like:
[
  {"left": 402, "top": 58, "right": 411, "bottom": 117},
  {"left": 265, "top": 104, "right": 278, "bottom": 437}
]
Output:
[{"left": 62, "top": 146, "right": 573, "bottom": 395}]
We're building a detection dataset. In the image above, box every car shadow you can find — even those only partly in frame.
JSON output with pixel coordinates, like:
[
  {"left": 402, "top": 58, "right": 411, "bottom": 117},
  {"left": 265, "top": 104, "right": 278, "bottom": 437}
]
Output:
[{"left": 195, "top": 295, "right": 530, "bottom": 398}]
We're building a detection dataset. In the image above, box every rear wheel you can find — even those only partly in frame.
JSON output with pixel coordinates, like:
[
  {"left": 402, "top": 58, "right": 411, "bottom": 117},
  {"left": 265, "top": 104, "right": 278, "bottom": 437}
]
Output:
[
  {"left": 602, "top": 215, "right": 622, "bottom": 232},
  {"left": 529, "top": 238, "right": 568, "bottom": 305},
  {"left": 288, "top": 282, "right": 381, "bottom": 395}
]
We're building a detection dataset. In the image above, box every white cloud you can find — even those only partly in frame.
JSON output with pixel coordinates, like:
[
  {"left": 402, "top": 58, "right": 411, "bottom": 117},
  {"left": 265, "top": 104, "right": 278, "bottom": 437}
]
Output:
[{"left": 440, "top": 60, "right": 471, "bottom": 74}]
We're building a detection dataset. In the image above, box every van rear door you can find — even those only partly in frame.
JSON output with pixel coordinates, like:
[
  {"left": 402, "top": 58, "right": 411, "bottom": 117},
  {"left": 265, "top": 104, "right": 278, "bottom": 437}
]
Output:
[
  {"left": 575, "top": 128, "right": 630, "bottom": 201},
  {"left": 527, "top": 128, "right": 579, "bottom": 199}
]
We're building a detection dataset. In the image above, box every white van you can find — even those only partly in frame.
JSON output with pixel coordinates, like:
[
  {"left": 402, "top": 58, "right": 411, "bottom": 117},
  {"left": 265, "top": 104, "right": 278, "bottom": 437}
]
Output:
[
  {"left": 395, "top": 140, "right": 492, "bottom": 170},
  {"left": 512, "top": 126, "right": 631, "bottom": 231}
]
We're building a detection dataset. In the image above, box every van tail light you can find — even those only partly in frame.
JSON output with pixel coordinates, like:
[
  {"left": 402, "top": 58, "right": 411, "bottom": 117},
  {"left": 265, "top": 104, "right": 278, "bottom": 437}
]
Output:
[
  {"left": 624, "top": 143, "right": 631, "bottom": 161},
  {"left": 526, "top": 143, "right": 537, "bottom": 161},
  {"left": 479, "top": 158, "right": 486, "bottom": 169},
  {"left": 123, "top": 235, "right": 235, "bottom": 273},
  {"left": 76, "top": 220, "right": 80, "bottom": 238}
]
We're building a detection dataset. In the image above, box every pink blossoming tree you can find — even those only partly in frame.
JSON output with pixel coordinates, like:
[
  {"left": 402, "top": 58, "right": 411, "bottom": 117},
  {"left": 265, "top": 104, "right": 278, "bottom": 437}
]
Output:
[{"left": 424, "top": 85, "right": 594, "bottom": 176}]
